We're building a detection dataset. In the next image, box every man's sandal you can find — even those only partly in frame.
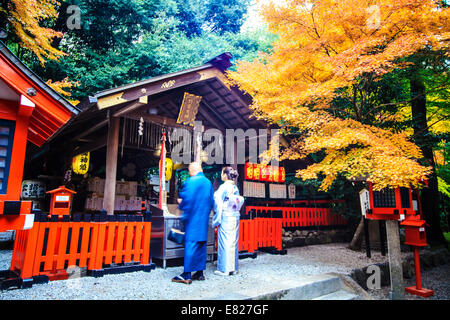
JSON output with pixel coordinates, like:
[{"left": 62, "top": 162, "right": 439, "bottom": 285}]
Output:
[
  {"left": 172, "top": 275, "right": 192, "bottom": 284},
  {"left": 192, "top": 272, "right": 206, "bottom": 281}
]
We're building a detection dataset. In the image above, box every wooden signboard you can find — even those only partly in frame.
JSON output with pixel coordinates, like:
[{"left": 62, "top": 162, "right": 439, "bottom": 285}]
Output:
[
  {"left": 288, "top": 183, "right": 296, "bottom": 199},
  {"left": 177, "top": 92, "right": 202, "bottom": 126}
]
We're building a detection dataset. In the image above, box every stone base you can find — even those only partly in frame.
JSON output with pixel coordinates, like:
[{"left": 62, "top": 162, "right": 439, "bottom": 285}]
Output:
[
  {"left": 405, "top": 286, "right": 434, "bottom": 297},
  {"left": 350, "top": 248, "right": 450, "bottom": 290},
  {"left": 282, "top": 228, "right": 352, "bottom": 249}
]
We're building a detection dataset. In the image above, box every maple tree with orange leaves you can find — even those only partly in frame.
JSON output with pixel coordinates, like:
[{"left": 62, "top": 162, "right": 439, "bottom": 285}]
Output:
[
  {"left": 0, "top": 0, "right": 65, "bottom": 65},
  {"left": 228, "top": 0, "right": 449, "bottom": 192},
  {"left": 46, "top": 77, "right": 80, "bottom": 105},
  {"left": 0, "top": 0, "right": 82, "bottom": 102}
]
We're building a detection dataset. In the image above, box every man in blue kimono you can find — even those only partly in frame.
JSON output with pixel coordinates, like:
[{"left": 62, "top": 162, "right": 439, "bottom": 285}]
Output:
[{"left": 172, "top": 162, "right": 214, "bottom": 284}]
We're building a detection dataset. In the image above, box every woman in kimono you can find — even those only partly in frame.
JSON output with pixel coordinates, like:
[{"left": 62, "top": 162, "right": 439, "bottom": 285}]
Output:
[{"left": 212, "top": 166, "right": 244, "bottom": 276}]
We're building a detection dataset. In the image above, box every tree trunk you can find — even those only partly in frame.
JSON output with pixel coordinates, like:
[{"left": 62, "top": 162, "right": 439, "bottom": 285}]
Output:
[
  {"left": 348, "top": 216, "right": 364, "bottom": 250},
  {"left": 410, "top": 74, "right": 446, "bottom": 245}
]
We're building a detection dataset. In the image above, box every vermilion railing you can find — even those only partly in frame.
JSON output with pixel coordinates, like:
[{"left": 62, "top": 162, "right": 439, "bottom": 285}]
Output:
[
  {"left": 245, "top": 206, "right": 347, "bottom": 228},
  {"left": 238, "top": 218, "right": 282, "bottom": 253},
  {"left": 10, "top": 213, "right": 152, "bottom": 283}
]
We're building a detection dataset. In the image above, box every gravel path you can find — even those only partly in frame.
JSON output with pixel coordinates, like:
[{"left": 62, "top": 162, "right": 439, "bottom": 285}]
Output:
[
  {"left": 367, "top": 262, "right": 450, "bottom": 300},
  {"left": 0, "top": 243, "right": 447, "bottom": 300}
]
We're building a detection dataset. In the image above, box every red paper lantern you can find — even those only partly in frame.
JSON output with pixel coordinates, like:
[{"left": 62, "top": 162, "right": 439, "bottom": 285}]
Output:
[
  {"left": 272, "top": 166, "right": 280, "bottom": 183},
  {"left": 260, "top": 164, "right": 269, "bottom": 181},
  {"left": 279, "top": 167, "right": 285, "bottom": 183},
  {"left": 266, "top": 165, "right": 274, "bottom": 182},
  {"left": 245, "top": 163, "right": 254, "bottom": 180},
  {"left": 253, "top": 164, "right": 261, "bottom": 181}
]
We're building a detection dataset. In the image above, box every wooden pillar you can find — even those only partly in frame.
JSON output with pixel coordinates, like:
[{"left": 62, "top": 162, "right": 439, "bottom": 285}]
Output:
[
  {"left": 232, "top": 139, "right": 238, "bottom": 170},
  {"left": 379, "top": 220, "right": 386, "bottom": 256},
  {"left": 7, "top": 96, "right": 34, "bottom": 199},
  {"left": 103, "top": 116, "right": 120, "bottom": 215},
  {"left": 385, "top": 220, "right": 405, "bottom": 300},
  {"left": 363, "top": 216, "right": 371, "bottom": 258}
]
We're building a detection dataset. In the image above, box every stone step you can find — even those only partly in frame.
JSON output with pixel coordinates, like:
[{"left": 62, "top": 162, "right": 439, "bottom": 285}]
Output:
[
  {"left": 312, "top": 290, "right": 359, "bottom": 300},
  {"left": 207, "top": 273, "right": 362, "bottom": 300}
]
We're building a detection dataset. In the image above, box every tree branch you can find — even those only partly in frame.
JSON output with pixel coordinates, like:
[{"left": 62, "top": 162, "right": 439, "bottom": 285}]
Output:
[
  {"left": 412, "top": 114, "right": 450, "bottom": 138},
  {"left": 367, "top": 81, "right": 449, "bottom": 114}
]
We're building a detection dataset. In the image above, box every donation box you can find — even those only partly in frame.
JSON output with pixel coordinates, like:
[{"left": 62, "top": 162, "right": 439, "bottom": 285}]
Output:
[
  {"left": 401, "top": 218, "right": 428, "bottom": 247},
  {"left": 47, "top": 186, "right": 76, "bottom": 216}
]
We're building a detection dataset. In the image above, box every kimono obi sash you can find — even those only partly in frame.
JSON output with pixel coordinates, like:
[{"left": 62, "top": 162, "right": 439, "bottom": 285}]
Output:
[{"left": 223, "top": 194, "right": 244, "bottom": 214}]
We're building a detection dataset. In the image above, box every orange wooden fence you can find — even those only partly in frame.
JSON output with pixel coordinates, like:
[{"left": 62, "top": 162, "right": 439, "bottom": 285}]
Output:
[
  {"left": 10, "top": 213, "right": 153, "bottom": 283},
  {"left": 245, "top": 206, "right": 347, "bottom": 228},
  {"left": 238, "top": 217, "right": 283, "bottom": 253},
  {"left": 238, "top": 219, "right": 256, "bottom": 253},
  {"left": 253, "top": 218, "right": 283, "bottom": 251}
]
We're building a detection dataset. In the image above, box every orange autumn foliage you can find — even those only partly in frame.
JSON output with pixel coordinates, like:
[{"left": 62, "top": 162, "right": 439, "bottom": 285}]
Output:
[
  {"left": 46, "top": 78, "right": 80, "bottom": 105},
  {"left": 1, "top": 0, "right": 65, "bottom": 64},
  {"left": 228, "top": 0, "right": 449, "bottom": 191}
]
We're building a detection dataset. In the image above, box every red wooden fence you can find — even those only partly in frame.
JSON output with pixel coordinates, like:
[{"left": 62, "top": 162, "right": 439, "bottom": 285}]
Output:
[
  {"left": 10, "top": 214, "right": 152, "bottom": 282},
  {"left": 237, "top": 218, "right": 283, "bottom": 253},
  {"left": 253, "top": 218, "right": 282, "bottom": 251},
  {"left": 245, "top": 206, "right": 347, "bottom": 228},
  {"left": 238, "top": 219, "right": 256, "bottom": 253}
]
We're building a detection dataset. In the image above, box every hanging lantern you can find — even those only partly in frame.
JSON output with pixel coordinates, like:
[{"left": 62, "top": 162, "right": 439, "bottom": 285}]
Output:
[
  {"left": 279, "top": 167, "right": 286, "bottom": 183},
  {"left": 159, "top": 157, "right": 173, "bottom": 181},
  {"left": 266, "top": 165, "right": 274, "bottom": 182},
  {"left": 72, "top": 152, "right": 90, "bottom": 175},
  {"left": 21, "top": 180, "right": 46, "bottom": 199},
  {"left": 260, "top": 164, "right": 269, "bottom": 181},
  {"left": 245, "top": 163, "right": 254, "bottom": 180},
  {"left": 253, "top": 164, "right": 261, "bottom": 180},
  {"left": 272, "top": 166, "right": 280, "bottom": 183}
]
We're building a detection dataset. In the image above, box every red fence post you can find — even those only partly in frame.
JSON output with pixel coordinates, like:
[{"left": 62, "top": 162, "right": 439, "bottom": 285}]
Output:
[
  {"left": 276, "top": 218, "right": 282, "bottom": 250},
  {"left": 124, "top": 221, "right": 134, "bottom": 263},
  {"left": 56, "top": 220, "right": 69, "bottom": 271},
  {"left": 250, "top": 219, "right": 257, "bottom": 253},
  {"left": 11, "top": 224, "right": 41, "bottom": 280},
  {"left": 141, "top": 222, "right": 151, "bottom": 265},
  {"left": 92, "top": 221, "right": 107, "bottom": 270},
  {"left": 133, "top": 221, "right": 143, "bottom": 262},
  {"left": 102, "top": 223, "right": 112, "bottom": 265},
  {"left": 114, "top": 221, "right": 126, "bottom": 264}
]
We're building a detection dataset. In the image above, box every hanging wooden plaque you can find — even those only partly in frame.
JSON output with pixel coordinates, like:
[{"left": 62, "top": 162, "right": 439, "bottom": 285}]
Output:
[{"left": 177, "top": 92, "right": 202, "bottom": 126}]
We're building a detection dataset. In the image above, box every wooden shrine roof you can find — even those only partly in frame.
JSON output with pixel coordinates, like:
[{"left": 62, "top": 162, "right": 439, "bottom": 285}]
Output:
[
  {"left": 72, "top": 53, "right": 264, "bottom": 130},
  {"left": 52, "top": 52, "right": 284, "bottom": 156}
]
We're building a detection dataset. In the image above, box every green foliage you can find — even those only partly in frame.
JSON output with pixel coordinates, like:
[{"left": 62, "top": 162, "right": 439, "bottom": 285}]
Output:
[
  {"left": 154, "top": 28, "right": 276, "bottom": 74},
  {"left": 175, "top": 0, "right": 251, "bottom": 37},
  {"left": 17, "top": 0, "right": 275, "bottom": 102},
  {"left": 437, "top": 141, "right": 450, "bottom": 231},
  {"left": 31, "top": 0, "right": 179, "bottom": 100},
  {"left": 438, "top": 176, "right": 450, "bottom": 197},
  {"left": 444, "top": 232, "right": 450, "bottom": 243}
]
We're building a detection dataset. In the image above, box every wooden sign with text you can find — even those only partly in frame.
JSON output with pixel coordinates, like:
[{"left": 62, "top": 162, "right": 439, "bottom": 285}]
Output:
[{"left": 177, "top": 92, "right": 202, "bottom": 126}]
